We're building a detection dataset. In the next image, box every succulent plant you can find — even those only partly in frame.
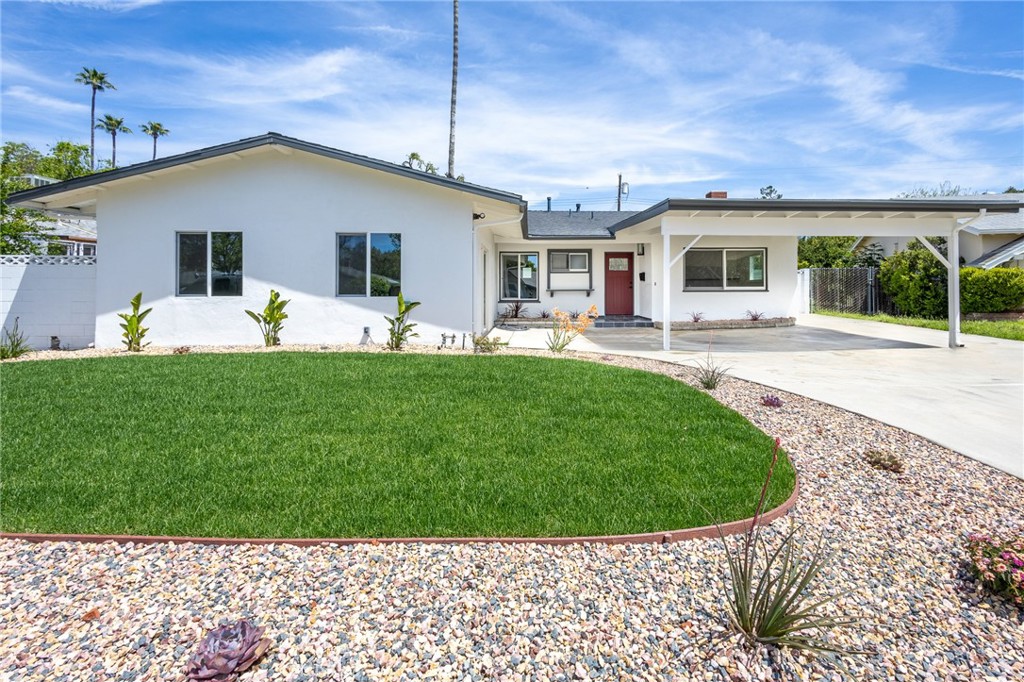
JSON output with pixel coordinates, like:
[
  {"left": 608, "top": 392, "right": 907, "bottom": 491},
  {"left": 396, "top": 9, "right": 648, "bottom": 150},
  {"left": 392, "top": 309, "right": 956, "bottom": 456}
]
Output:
[
  {"left": 761, "top": 394, "right": 784, "bottom": 408},
  {"left": 184, "top": 619, "right": 272, "bottom": 681}
]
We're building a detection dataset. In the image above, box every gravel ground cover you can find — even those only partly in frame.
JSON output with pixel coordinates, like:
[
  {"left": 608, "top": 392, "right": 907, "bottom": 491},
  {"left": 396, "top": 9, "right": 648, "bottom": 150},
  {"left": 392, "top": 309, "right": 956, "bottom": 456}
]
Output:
[{"left": 2, "top": 344, "right": 1023, "bottom": 681}]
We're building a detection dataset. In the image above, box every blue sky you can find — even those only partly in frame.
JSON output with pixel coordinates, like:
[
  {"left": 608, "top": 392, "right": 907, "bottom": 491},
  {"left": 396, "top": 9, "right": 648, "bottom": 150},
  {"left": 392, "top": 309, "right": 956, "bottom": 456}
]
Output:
[{"left": 2, "top": 1, "right": 1022, "bottom": 209}]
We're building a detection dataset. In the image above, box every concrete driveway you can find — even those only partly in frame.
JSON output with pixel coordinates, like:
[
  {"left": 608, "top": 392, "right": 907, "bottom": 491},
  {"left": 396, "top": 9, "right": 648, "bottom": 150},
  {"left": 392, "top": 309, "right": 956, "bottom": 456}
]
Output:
[{"left": 496, "top": 315, "right": 1024, "bottom": 478}]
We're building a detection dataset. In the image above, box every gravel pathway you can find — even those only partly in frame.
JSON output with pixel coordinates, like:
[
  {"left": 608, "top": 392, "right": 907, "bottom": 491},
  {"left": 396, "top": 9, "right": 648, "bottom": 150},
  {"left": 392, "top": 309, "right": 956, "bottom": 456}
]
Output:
[{"left": 2, "top": 345, "right": 1022, "bottom": 681}]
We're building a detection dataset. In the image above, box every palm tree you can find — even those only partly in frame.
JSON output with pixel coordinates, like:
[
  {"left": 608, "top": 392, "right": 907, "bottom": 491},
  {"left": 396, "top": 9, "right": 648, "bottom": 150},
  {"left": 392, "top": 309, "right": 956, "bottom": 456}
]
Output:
[
  {"left": 95, "top": 114, "right": 132, "bottom": 167},
  {"left": 140, "top": 122, "right": 170, "bottom": 160},
  {"left": 447, "top": 0, "right": 458, "bottom": 179},
  {"left": 75, "top": 68, "right": 115, "bottom": 170}
]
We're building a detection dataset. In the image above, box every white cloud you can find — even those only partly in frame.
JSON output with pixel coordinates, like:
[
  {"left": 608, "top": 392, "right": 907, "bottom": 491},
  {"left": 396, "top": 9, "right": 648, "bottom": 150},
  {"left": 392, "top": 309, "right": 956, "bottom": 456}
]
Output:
[{"left": 3, "top": 85, "right": 89, "bottom": 114}]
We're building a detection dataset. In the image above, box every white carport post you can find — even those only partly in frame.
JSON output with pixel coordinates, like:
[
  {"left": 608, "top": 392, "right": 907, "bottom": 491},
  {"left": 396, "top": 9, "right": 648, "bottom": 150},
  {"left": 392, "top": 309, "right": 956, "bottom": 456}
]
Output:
[{"left": 661, "top": 233, "right": 703, "bottom": 351}]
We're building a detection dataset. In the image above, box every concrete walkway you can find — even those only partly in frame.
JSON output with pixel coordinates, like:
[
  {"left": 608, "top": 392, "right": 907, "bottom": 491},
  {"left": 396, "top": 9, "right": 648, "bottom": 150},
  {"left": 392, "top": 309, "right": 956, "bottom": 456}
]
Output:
[{"left": 493, "top": 314, "right": 1024, "bottom": 478}]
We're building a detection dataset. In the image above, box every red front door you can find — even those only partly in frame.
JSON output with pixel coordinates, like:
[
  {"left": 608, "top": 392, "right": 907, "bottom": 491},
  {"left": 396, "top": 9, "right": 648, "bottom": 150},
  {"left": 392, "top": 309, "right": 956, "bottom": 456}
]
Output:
[{"left": 605, "top": 252, "right": 634, "bottom": 315}]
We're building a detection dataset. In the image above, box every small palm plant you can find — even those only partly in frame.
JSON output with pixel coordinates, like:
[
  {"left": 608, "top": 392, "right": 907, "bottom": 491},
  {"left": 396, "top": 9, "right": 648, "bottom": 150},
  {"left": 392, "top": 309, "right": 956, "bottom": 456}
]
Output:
[
  {"left": 118, "top": 292, "right": 152, "bottom": 352},
  {"left": 245, "top": 289, "right": 290, "bottom": 346},
  {"left": 719, "top": 439, "right": 866, "bottom": 672},
  {"left": 384, "top": 292, "right": 421, "bottom": 350}
]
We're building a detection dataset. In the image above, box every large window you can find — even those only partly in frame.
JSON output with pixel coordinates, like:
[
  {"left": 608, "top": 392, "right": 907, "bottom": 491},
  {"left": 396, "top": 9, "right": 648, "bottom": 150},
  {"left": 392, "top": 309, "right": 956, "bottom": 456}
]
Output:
[
  {"left": 684, "top": 248, "right": 766, "bottom": 290},
  {"left": 500, "top": 252, "right": 539, "bottom": 300},
  {"left": 177, "top": 232, "right": 243, "bottom": 296},
  {"left": 337, "top": 232, "right": 401, "bottom": 297}
]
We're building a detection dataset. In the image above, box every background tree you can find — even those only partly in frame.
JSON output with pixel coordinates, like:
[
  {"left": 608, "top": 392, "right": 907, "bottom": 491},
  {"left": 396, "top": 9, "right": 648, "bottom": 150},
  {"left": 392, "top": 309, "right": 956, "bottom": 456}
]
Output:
[
  {"left": 797, "top": 236, "right": 857, "bottom": 269},
  {"left": 896, "top": 181, "right": 972, "bottom": 198},
  {"left": 759, "top": 185, "right": 782, "bottom": 199},
  {"left": 140, "top": 121, "right": 170, "bottom": 160},
  {"left": 1004, "top": 186, "right": 1022, "bottom": 193},
  {"left": 1, "top": 142, "right": 49, "bottom": 254},
  {"left": 95, "top": 115, "right": 132, "bottom": 167},
  {"left": 402, "top": 152, "right": 464, "bottom": 181},
  {"left": 75, "top": 68, "right": 115, "bottom": 170},
  {"left": 36, "top": 141, "right": 91, "bottom": 180},
  {"left": 447, "top": 0, "right": 459, "bottom": 179}
]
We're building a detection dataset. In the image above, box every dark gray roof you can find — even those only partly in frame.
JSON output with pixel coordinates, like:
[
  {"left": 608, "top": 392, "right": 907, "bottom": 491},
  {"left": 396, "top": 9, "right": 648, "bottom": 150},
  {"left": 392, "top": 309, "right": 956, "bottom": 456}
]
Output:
[
  {"left": 967, "top": 235, "right": 1024, "bottom": 269},
  {"left": 960, "top": 210, "right": 1023, "bottom": 235},
  {"left": 8, "top": 132, "right": 526, "bottom": 209},
  {"left": 525, "top": 210, "right": 639, "bottom": 239}
]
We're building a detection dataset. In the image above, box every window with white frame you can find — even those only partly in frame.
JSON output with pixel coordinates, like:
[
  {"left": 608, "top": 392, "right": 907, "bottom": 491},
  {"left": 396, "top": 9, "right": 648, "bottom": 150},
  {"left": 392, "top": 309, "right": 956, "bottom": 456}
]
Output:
[
  {"left": 500, "top": 252, "right": 539, "bottom": 300},
  {"left": 337, "top": 232, "right": 401, "bottom": 296},
  {"left": 684, "top": 248, "right": 766, "bottom": 290},
  {"left": 549, "top": 250, "right": 590, "bottom": 273},
  {"left": 176, "top": 232, "right": 243, "bottom": 296}
]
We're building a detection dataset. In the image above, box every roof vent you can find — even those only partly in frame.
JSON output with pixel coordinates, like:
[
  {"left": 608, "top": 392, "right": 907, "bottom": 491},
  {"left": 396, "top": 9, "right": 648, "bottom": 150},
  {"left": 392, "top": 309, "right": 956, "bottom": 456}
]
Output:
[{"left": 705, "top": 190, "right": 728, "bottom": 199}]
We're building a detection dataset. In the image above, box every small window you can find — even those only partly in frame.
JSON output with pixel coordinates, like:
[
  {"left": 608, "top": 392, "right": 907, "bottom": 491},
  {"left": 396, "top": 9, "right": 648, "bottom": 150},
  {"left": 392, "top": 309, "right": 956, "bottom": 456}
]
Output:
[
  {"left": 501, "top": 252, "right": 539, "bottom": 300},
  {"left": 177, "top": 232, "right": 243, "bottom": 296},
  {"left": 337, "top": 232, "right": 401, "bottom": 297},
  {"left": 684, "top": 248, "right": 766, "bottom": 290},
  {"left": 549, "top": 250, "right": 589, "bottom": 273}
]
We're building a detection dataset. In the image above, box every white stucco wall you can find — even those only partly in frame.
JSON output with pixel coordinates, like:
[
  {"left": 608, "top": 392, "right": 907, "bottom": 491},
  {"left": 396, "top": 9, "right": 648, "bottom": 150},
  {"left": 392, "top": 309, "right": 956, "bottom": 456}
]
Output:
[
  {"left": 93, "top": 150, "right": 483, "bottom": 348},
  {"left": 491, "top": 241, "right": 650, "bottom": 319},
  {"left": 650, "top": 235, "right": 800, "bottom": 321},
  {"left": 0, "top": 257, "right": 96, "bottom": 349}
]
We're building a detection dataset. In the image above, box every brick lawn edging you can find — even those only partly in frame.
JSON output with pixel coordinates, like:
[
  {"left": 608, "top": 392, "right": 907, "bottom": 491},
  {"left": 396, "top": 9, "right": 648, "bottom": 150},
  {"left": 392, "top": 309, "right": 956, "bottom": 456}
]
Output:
[{"left": 1, "top": 478, "right": 798, "bottom": 547}]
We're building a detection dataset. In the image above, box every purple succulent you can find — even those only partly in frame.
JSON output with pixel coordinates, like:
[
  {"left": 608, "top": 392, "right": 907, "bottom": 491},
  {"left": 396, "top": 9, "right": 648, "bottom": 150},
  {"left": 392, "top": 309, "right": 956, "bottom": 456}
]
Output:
[
  {"left": 760, "top": 394, "right": 784, "bottom": 408},
  {"left": 184, "top": 619, "right": 272, "bottom": 682}
]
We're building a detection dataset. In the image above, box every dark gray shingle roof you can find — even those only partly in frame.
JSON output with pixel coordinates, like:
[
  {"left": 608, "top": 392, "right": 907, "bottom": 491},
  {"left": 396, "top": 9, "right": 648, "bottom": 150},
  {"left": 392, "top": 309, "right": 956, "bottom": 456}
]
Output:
[{"left": 526, "top": 210, "right": 639, "bottom": 239}]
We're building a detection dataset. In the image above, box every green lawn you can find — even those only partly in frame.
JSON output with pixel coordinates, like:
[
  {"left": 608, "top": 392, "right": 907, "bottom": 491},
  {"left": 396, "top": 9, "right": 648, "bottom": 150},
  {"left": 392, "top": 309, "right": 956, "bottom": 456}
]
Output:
[
  {"left": 0, "top": 353, "right": 794, "bottom": 539},
  {"left": 817, "top": 310, "right": 1024, "bottom": 341}
]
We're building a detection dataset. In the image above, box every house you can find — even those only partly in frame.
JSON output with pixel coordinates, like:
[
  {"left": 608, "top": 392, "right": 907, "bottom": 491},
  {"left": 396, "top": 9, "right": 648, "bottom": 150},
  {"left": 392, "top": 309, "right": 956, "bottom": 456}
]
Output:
[{"left": 7, "top": 133, "right": 1017, "bottom": 351}]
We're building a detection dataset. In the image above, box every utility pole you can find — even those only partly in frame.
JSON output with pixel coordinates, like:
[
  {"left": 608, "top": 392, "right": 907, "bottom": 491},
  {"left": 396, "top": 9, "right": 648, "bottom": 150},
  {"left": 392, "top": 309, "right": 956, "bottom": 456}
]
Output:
[{"left": 617, "top": 173, "right": 622, "bottom": 211}]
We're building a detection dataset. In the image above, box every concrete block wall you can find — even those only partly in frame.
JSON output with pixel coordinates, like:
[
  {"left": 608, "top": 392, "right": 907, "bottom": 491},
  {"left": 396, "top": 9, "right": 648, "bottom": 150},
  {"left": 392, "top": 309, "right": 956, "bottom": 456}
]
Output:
[{"left": 0, "top": 256, "right": 97, "bottom": 350}]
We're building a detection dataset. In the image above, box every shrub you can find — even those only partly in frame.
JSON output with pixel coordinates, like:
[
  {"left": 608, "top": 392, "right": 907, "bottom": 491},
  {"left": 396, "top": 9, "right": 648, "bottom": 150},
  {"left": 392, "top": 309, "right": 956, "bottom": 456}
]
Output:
[
  {"left": 245, "top": 290, "right": 290, "bottom": 347},
  {"left": 966, "top": 532, "right": 1024, "bottom": 606},
  {"left": 746, "top": 310, "right": 765, "bottom": 321},
  {"left": 693, "top": 335, "right": 729, "bottom": 390},
  {"left": 0, "top": 317, "right": 32, "bottom": 359},
  {"left": 719, "top": 439, "right": 866, "bottom": 671},
  {"left": 502, "top": 301, "right": 529, "bottom": 318},
  {"left": 688, "top": 311, "right": 705, "bottom": 323},
  {"left": 118, "top": 292, "right": 152, "bottom": 352},
  {"left": 960, "top": 267, "right": 1024, "bottom": 314},
  {"left": 864, "top": 450, "right": 904, "bottom": 474},
  {"left": 384, "top": 292, "right": 420, "bottom": 350},
  {"left": 546, "top": 305, "right": 598, "bottom": 352},
  {"left": 472, "top": 334, "right": 507, "bottom": 353},
  {"left": 879, "top": 244, "right": 948, "bottom": 318},
  {"left": 539, "top": 309, "right": 551, "bottom": 319},
  {"left": 760, "top": 394, "right": 783, "bottom": 408}
]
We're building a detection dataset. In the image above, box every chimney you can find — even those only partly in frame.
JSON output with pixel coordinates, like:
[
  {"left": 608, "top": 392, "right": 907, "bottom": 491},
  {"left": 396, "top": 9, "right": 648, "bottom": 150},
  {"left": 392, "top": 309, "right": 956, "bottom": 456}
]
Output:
[
  {"left": 705, "top": 190, "right": 728, "bottom": 199},
  {"left": 546, "top": 196, "right": 551, "bottom": 212},
  {"left": 575, "top": 203, "right": 581, "bottom": 212}
]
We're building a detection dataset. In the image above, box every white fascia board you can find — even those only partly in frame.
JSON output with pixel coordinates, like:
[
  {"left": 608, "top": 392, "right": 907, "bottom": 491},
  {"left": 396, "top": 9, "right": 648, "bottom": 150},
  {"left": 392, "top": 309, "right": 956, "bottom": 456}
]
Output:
[{"left": 659, "top": 215, "right": 961, "bottom": 237}]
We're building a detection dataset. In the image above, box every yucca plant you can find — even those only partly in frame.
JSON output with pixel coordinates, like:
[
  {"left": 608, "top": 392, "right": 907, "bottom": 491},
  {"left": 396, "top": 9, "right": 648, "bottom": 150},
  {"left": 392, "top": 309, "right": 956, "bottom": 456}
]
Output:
[
  {"left": 184, "top": 619, "right": 271, "bottom": 681},
  {"left": 118, "top": 292, "right": 152, "bottom": 352},
  {"left": 384, "top": 292, "right": 421, "bottom": 350},
  {"left": 719, "top": 439, "right": 866, "bottom": 672},
  {"left": 245, "top": 289, "right": 289, "bottom": 346},
  {"left": 0, "top": 317, "right": 32, "bottom": 359}
]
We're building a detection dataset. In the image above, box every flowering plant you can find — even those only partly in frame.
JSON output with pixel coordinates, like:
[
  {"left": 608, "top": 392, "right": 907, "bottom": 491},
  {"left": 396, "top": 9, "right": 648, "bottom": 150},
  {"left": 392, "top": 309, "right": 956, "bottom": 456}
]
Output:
[
  {"left": 966, "top": 532, "right": 1024, "bottom": 605},
  {"left": 546, "top": 304, "right": 598, "bottom": 352}
]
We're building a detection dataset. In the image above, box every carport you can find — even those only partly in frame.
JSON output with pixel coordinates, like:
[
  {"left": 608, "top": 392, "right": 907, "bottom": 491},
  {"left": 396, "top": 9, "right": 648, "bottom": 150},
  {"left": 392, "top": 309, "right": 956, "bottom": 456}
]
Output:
[{"left": 609, "top": 198, "right": 1021, "bottom": 351}]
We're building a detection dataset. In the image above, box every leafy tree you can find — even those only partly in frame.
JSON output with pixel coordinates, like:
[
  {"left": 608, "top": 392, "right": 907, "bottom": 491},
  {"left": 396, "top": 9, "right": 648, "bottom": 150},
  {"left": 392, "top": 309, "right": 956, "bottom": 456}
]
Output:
[
  {"left": 36, "top": 141, "right": 90, "bottom": 180},
  {"left": 1, "top": 143, "right": 49, "bottom": 254},
  {"left": 797, "top": 236, "right": 857, "bottom": 269},
  {"left": 1005, "top": 186, "right": 1023, "bottom": 194},
  {"left": 878, "top": 241, "right": 949, "bottom": 318},
  {"left": 75, "top": 67, "right": 115, "bottom": 170},
  {"left": 402, "top": 152, "right": 464, "bottom": 181},
  {"left": 759, "top": 185, "right": 782, "bottom": 199},
  {"left": 95, "top": 114, "right": 132, "bottom": 167},
  {"left": 447, "top": 0, "right": 459, "bottom": 179},
  {"left": 140, "top": 121, "right": 170, "bottom": 160}
]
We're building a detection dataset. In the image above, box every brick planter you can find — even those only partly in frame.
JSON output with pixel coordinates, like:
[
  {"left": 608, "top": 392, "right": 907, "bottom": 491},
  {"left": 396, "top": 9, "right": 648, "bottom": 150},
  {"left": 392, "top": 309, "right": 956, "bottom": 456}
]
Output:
[{"left": 654, "top": 317, "right": 795, "bottom": 331}]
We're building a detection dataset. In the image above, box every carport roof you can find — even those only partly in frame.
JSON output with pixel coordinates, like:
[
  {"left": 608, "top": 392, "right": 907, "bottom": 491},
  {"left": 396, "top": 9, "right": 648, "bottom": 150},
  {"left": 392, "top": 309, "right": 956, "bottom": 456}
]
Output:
[{"left": 608, "top": 197, "right": 1021, "bottom": 233}]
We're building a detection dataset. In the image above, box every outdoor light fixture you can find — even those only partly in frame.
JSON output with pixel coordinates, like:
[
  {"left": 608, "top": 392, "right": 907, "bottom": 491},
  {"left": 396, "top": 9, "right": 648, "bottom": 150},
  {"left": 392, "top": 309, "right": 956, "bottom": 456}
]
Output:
[
  {"left": 636, "top": 244, "right": 645, "bottom": 256},
  {"left": 473, "top": 212, "right": 486, "bottom": 220}
]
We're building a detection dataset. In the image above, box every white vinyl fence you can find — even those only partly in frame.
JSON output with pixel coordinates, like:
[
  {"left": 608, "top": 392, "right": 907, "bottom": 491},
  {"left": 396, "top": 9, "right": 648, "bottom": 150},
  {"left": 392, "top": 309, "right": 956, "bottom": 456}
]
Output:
[{"left": 0, "top": 255, "right": 97, "bottom": 350}]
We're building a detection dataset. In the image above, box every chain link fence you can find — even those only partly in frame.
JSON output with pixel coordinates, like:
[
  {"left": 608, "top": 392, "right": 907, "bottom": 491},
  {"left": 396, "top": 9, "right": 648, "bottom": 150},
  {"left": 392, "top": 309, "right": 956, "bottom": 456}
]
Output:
[{"left": 808, "top": 267, "right": 898, "bottom": 315}]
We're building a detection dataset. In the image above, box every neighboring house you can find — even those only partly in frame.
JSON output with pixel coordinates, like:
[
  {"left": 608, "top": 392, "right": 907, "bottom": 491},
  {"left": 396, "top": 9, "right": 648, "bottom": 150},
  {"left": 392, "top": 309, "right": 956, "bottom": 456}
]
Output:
[
  {"left": 853, "top": 193, "right": 1024, "bottom": 268},
  {"left": 44, "top": 215, "right": 97, "bottom": 256},
  {"left": 8, "top": 133, "right": 1016, "bottom": 350}
]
